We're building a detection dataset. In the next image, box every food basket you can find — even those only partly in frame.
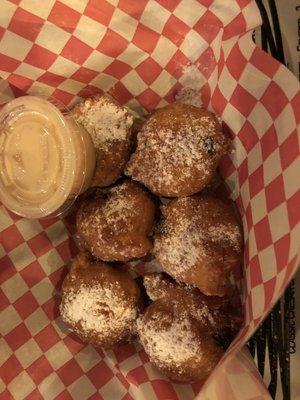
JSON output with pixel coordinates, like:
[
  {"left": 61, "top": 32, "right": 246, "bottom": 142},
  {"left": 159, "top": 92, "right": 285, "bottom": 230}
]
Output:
[{"left": 0, "top": 1, "right": 299, "bottom": 399}]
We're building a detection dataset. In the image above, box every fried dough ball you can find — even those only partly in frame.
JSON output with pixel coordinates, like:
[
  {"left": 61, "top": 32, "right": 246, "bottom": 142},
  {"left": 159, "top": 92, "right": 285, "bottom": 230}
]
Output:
[
  {"left": 60, "top": 253, "right": 142, "bottom": 349},
  {"left": 143, "top": 273, "right": 242, "bottom": 341},
  {"left": 154, "top": 195, "right": 243, "bottom": 296},
  {"left": 125, "top": 102, "right": 230, "bottom": 197},
  {"left": 77, "top": 180, "right": 156, "bottom": 261},
  {"left": 137, "top": 299, "right": 223, "bottom": 382},
  {"left": 73, "top": 94, "right": 134, "bottom": 187}
]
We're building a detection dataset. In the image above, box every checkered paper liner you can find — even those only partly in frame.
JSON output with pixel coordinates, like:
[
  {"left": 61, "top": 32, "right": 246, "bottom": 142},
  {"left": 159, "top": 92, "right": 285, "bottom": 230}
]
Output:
[{"left": 0, "top": 0, "right": 299, "bottom": 399}]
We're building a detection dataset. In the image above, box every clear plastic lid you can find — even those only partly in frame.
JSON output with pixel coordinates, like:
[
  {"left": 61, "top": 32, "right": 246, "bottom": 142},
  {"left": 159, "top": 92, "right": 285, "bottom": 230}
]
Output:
[{"left": 0, "top": 96, "right": 92, "bottom": 219}]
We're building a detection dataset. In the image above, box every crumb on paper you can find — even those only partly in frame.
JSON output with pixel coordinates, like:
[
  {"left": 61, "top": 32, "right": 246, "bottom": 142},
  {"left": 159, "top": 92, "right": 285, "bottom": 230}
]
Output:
[{"left": 175, "top": 64, "right": 205, "bottom": 108}]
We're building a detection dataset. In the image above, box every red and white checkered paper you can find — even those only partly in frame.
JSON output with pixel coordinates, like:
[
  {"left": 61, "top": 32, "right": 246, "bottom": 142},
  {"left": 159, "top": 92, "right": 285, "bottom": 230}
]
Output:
[{"left": 0, "top": 0, "right": 299, "bottom": 399}]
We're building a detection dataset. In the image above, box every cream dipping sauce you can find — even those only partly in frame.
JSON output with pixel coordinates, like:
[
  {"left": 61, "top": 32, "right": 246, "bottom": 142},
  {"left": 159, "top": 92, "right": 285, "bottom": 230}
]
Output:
[{"left": 0, "top": 96, "right": 95, "bottom": 218}]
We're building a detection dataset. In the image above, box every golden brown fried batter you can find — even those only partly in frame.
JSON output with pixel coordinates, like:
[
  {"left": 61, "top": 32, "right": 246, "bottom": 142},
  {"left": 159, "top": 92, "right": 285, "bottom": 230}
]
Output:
[
  {"left": 77, "top": 180, "right": 156, "bottom": 262},
  {"left": 125, "top": 102, "right": 230, "bottom": 197},
  {"left": 60, "top": 253, "right": 142, "bottom": 349},
  {"left": 143, "top": 273, "right": 242, "bottom": 338},
  {"left": 137, "top": 298, "right": 223, "bottom": 382},
  {"left": 73, "top": 94, "right": 134, "bottom": 187},
  {"left": 154, "top": 195, "right": 243, "bottom": 296}
]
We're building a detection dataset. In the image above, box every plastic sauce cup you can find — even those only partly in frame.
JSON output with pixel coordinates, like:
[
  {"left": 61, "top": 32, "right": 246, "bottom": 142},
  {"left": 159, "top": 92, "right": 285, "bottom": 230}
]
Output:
[{"left": 0, "top": 96, "right": 96, "bottom": 219}]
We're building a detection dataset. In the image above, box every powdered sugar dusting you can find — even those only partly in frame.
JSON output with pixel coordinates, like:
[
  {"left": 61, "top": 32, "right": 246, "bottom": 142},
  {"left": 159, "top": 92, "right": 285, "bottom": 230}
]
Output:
[
  {"left": 126, "top": 107, "right": 224, "bottom": 196},
  {"left": 60, "top": 282, "right": 137, "bottom": 339},
  {"left": 142, "top": 127, "right": 211, "bottom": 189},
  {"left": 143, "top": 273, "right": 167, "bottom": 301},
  {"left": 78, "top": 180, "right": 154, "bottom": 261},
  {"left": 80, "top": 185, "right": 135, "bottom": 238},
  {"left": 137, "top": 311, "right": 202, "bottom": 367},
  {"left": 193, "top": 302, "right": 216, "bottom": 327},
  {"left": 154, "top": 197, "right": 242, "bottom": 277},
  {"left": 208, "top": 224, "right": 241, "bottom": 252},
  {"left": 176, "top": 64, "right": 205, "bottom": 107},
  {"left": 101, "top": 188, "right": 133, "bottom": 224},
  {"left": 74, "top": 96, "right": 133, "bottom": 151},
  {"left": 143, "top": 274, "right": 215, "bottom": 327},
  {"left": 154, "top": 199, "right": 202, "bottom": 273},
  {"left": 181, "top": 65, "right": 206, "bottom": 90},
  {"left": 156, "top": 225, "right": 200, "bottom": 271}
]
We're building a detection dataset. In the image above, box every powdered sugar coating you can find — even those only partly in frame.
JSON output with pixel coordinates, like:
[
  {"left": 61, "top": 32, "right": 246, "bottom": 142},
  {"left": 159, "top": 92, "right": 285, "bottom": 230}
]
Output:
[
  {"left": 156, "top": 220, "right": 200, "bottom": 271},
  {"left": 154, "top": 195, "right": 243, "bottom": 296},
  {"left": 143, "top": 273, "right": 243, "bottom": 334},
  {"left": 137, "top": 311, "right": 202, "bottom": 366},
  {"left": 143, "top": 273, "right": 173, "bottom": 301},
  {"left": 74, "top": 95, "right": 133, "bottom": 152},
  {"left": 73, "top": 95, "right": 134, "bottom": 187},
  {"left": 144, "top": 273, "right": 215, "bottom": 327},
  {"left": 175, "top": 64, "right": 205, "bottom": 107},
  {"left": 207, "top": 223, "right": 241, "bottom": 252},
  {"left": 76, "top": 180, "right": 156, "bottom": 261},
  {"left": 126, "top": 102, "right": 229, "bottom": 197},
  {"left": 60, "top": 253, "right": 142, "bottom": 348},
  {"left": 136, "top": 299, "right": 223, "bottom": 382},
  {"left": 61, "top": 283, "right": 137, "bottom": 342},
  {"left": 96, "top": 185, "right": 133, "bottom": 226}
]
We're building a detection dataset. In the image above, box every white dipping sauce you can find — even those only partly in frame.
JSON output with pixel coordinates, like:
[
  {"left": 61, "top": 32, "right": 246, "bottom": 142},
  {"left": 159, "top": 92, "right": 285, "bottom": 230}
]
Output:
[{"left": 0, "top": 96, "right": 95, "bottom": 218}]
